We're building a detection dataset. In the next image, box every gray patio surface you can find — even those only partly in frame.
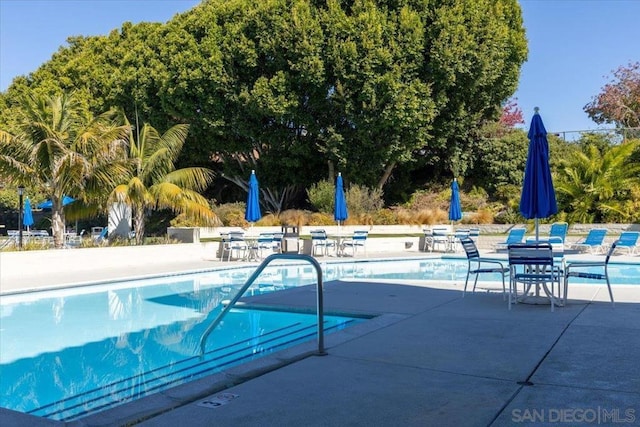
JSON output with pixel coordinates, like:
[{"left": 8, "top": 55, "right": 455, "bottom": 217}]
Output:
[{"left": 0, "top": 242, "right": 638, "bottom": 426}]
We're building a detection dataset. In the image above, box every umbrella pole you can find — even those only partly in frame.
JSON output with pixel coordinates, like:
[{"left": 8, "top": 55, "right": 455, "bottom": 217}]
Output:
[{"left": 535, "top": 218, "right": 539, "bottom": 241}]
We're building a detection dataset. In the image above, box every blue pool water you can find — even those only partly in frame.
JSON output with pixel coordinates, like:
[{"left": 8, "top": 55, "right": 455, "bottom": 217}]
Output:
[{"left": 1, "top": 256, "right": 638, "bottom": 421}]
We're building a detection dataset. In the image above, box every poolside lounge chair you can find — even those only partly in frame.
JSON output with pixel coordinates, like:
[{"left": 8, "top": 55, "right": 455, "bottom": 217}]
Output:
[
  {"left": 460, "top": 237, "right": 509, "bottom": 299},
  {"left": 548, "top": 222, "right": 569, "bottom": 244},
  {"left": 495, "top": 228, "right": 526, "bottom": 252},
  {"left": 613, "top": 231, "right": 640, "bottom": 255},
  {"left": 570, "top": 228, "right": 607, "bottom": 254},
  {"left": 564, "top": 242, "right": 616, "bottom": 306},
  {"left": 93, "top": 227, "right": 108, "bottom": 245},
  {"left": 525, "top": 222, "right": 568, "bottom": 252}
]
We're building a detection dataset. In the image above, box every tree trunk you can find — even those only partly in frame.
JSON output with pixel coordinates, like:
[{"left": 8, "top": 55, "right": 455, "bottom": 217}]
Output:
[
  {"left": 134, "top": 208, "right": 145, "bottom": 245},
  {"left": 51, "top": 202, "right": 66, "bottom": 249},
  {"left": 377, "top": 161, "right": 396, "bottom": 190}
]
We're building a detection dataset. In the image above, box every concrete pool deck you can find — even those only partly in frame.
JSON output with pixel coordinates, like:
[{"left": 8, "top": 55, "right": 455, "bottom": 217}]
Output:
[{"left": 1, "top": 242, "right": 639, "bottom": 426}]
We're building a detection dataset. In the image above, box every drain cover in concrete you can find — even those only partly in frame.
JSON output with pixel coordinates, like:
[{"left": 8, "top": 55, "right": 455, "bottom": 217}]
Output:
[{"left": 197, "top": 393, "right": 239, "bottom": 408}]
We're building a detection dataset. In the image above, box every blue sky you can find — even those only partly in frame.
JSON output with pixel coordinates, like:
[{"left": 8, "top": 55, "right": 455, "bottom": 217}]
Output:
[{"left": 1, "top": 0, "right": 639, "bottom": 138}]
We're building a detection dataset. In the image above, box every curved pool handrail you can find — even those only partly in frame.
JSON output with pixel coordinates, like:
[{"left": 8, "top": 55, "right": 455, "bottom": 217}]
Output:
[{"left": 199, "top": 253, "right": 326, "bottom": 358}]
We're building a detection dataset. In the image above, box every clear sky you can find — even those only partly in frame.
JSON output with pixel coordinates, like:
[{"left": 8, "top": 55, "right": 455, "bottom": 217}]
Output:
[{"left": 1, "top": 0, "right": 639, "bottom": 138}]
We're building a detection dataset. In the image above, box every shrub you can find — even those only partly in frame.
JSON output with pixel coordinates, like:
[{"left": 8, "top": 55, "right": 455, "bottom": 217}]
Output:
[
  {"left": 307, "top": 212, "right": 335, "bottom": 226},
  {"left": 307, "top": 180, "right": 334, "bottom": 214},
  {"left": 494, "top": 207, "right": 524, "bottom": 224},
  {"left": 346, "top": 212, "right": 374, "bottom": 225},
  {"left": 346, "top": 184, "right": 384, "bottom": 215},
  {"left": 371, "top": 208, "right": 399, "bottom": 225},
  {"left": 406, "top": 186, "right": 449, "bottom": 211},
  {"left": 462, "top": 208, "right": 494, "bottom": 224},
  {"left": 170, "top": 212, "right": 223, "bottom": 227},
  {"left": 257, "top": 213, "right": 281, "bottom": 226},
  {"left": 213, "top": 203, "right": 247, "bottom": 227},
  {"left": 279, "top": 209, "right": 309, "bottom": 227},
  {"left": 413, "top": 208, "right": 448, "bottom": 225}
]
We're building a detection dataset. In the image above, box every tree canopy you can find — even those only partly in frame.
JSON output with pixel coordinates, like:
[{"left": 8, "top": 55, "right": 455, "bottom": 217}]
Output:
[
  {"left": 584, "top": 61, "right": 640, "bottom": 138},
  {"left": 0, "top": 0, "right": 527, "bottom": 205}
]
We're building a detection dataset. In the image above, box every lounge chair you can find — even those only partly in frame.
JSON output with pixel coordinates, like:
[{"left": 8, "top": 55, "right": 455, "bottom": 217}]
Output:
[
  {"left": 564, "top": 242, "right": 616, "bottom": 306},
  {"left": 613, "top": 231, "right": 640, "bottom": 255},
  {"left": 93, "top": 227, "right": 109, "bottom": 245},
  {"left": 495, "top": 228, "right": 526, "bottom": 252},
  {"left": 525, "top": 222, "right": 568, "bottom": 252},
  {"left": 548, "top": 222, "right": 569, "bottom": 244},
  {"left": 460, "top": 237, "right": 509, "bottom": 299},
  {"left": 570, "top": 228, "right": 607, "bottom": 254}
]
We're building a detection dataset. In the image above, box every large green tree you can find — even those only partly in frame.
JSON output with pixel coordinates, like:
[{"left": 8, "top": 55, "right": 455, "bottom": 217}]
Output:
[
  {"left": 0, "top": 0, "right": 527, "bottom": 202},
  {"left": 0, "top": 92, "right": 130, "bottom": 248}
]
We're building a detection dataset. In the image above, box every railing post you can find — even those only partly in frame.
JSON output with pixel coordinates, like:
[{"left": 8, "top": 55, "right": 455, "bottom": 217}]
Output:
[{"left": 199, "top": 254, "right": 326, "bottom": 358}]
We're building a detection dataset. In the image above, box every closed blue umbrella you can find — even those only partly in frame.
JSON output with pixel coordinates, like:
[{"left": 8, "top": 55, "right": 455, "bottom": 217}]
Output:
[
  {"left": 448, "top": 179, "right": 462, "bottom": 223},
  {"left": 23, "top": 197, "right": 34, "bottom": 231},
  {"left": 245, "top": 170, "right": 261, "bottom": 226},
  {"left": 519, "top": 108, "right": 558, "bottom": 240},
  {"left": 37, "top": 195, "right": 75, "bottom": 209},
  {"left": 334, "top": 172, "right": 348, "bottom": 232}
]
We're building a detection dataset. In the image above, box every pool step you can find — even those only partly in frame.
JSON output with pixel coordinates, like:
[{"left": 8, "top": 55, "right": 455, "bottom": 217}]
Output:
[{"left": 28, "top": 318, "right": 346, "bottom": 421}]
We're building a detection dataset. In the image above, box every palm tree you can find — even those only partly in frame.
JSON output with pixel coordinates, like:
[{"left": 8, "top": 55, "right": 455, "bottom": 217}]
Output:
[
  {"left": 112, "top": 121, "right": 218, "bottom": 244},
  {"left": 0, "top": 93, "right": 130, "bottom": 248},
  {"left": 555, "top": 140, "right": 640, "bottom": 223}
]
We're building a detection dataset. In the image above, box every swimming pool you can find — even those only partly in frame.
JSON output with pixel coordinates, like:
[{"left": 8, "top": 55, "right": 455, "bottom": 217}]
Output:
[{"left": 1, "top": 256, "right": 638, "bottom": 422}]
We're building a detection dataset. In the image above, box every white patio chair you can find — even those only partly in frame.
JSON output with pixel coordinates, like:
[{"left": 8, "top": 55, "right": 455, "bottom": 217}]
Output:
[{"left": 341, "top": 230, "right": 369, "bottom": 256}]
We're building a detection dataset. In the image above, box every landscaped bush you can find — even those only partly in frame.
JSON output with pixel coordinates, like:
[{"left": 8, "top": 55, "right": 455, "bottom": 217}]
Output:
[
  {"left": 212, "top": 202, "right": 247, "bottom": 227},
  {"left": 371, "top": 208, "right": 400, "bottom": 225},
  {"left": 307, "top": 180, "right": 334, "bottom": 214},
  {"left": 412, "top": 208, "right": 448, "bottom": 225},
  {"left": 307, "top": 212, "right": 335, "bottom": 226},
  {"left": 257, "top": 213, "right": 281, "bottom": 226},
  {"left": 462, "top": 208, "right": 494, "bottom": 224},
  {"left": 346, "top": 184, "right": 385, "bottom": 216},
  {"left": 406, "top": 186, "right": 449, "bottom": 211},
  {"left": 493, "top": 207, "right": 523, "bottom": 224},
  {"left": 279, "top": 209, "right": 309, "bottom": 227},
  {"left": 346, "top": 212, "right": 374, "bottom": 225},
  {"left": 308, "top": 180, "right": 385, "bottom": 218}
]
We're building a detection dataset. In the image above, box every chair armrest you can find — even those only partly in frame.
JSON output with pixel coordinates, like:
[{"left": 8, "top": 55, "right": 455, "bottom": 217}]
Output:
[
  {"left": 565, "top": 262, "right": 606, "bottom": 271},
  {"left": 476, "top": 258, "right": 507, "bottom": 268}
]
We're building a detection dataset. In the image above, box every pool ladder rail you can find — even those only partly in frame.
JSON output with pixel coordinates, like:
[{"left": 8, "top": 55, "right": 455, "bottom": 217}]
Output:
[{"left": 199, "top": 253, "right": 327, "bottom": 358}]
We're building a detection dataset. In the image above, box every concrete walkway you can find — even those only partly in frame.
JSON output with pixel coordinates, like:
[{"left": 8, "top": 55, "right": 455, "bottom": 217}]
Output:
[{"left": 1, "top": 242, "right": 639, "bottom": 426}]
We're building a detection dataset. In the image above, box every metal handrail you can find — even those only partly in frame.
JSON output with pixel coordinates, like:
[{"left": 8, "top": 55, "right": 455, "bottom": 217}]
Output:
[{"left": 199, "top": 253, "right": 326, "bottom": 358}]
